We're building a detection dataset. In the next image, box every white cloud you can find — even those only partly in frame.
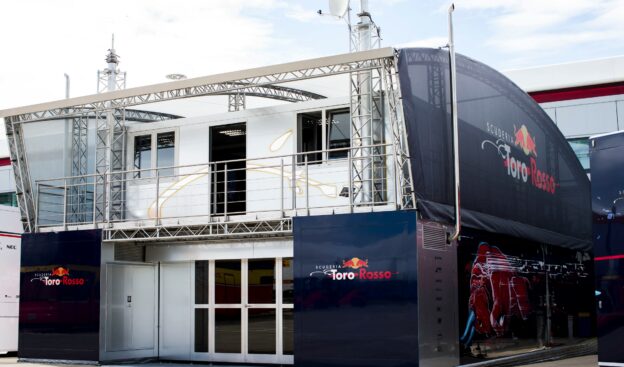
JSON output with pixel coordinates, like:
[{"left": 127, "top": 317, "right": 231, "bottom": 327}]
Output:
[
  {"left": 452, "top": 0, "right": 624, "bottom": 63},
  {"left": 0, "top": 0, "right": 292, "bottom": 110},
  {"left": 395, "top": 37, "right": 448, "bottom": 49}
]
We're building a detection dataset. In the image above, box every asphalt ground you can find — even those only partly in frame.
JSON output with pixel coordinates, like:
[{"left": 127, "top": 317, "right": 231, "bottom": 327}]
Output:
[{"left": 0, "top": 354, "right": 599, "bottom": 367}]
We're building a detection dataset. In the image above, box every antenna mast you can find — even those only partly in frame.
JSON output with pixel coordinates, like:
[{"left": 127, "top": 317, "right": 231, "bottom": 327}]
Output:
[
  {"left": 347, "top": 0, "right": 383, "bottom": 206},
  {"left": 97, "top": 34, "right": 127, "bottom": 93}
]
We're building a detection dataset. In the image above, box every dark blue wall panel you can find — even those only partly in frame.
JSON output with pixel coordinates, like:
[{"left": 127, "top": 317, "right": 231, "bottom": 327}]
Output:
[
  {"left": 294, "top": 211, "right": 418, "bottom": 367},
  {"left": 19, "top": 230, "right": 101, "bottom": 361},
  {"left": 591, "top": 132, "right": 624, "bottom": 364}
]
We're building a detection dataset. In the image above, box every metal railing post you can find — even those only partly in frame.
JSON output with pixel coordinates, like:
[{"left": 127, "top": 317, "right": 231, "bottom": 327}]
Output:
[
  {"left": 155, "top": 169, "right": 160, "bottom": 225},
  {"left": 63, "top": 178, "right": 68, "bottom": 230},
  {"left": 291, "top": 155, "right": 296, "bottom": 214},
  {"left": 305, "top": 156, "right": 309, "bottom": 216},
  {"left": 212, "top": 163, "right": 217, "bottom": 218},
  {"left": 348, "top": 151, "right": 353, "bottom": 213},
  {"left": 92, "top": 178, "right": 97, "bottom": 226},
  {"left": 224, "top": 163, "right": 228, "bottom": 220},
  {"left": 280, "top": 159, "right": 284, "bottom": 218},
  {"left": 34, "top": 183, "right": 40, "bottom": 232},
  {"left": 393, "top": 145, "right": 399, "bottom": 209}
]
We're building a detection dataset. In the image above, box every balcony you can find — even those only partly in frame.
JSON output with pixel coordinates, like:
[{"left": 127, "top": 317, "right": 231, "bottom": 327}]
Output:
[{"left": 35, "top": 144, "right": 399, "bottom": 242}]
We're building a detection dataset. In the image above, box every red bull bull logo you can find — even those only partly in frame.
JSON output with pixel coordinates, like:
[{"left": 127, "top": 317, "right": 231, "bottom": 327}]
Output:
[
  {"left": 342, "top": 257, "right": 368, "bottom": 269},
  {"left": 514, "top": 125, "right": 538, "bottom": 157},
  {"left": 51, "top": 266, "right": 70, "bottom": 277}
]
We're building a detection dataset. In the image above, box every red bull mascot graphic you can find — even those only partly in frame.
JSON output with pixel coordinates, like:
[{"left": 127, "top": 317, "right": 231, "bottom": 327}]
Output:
[{"left": 460, "top": 243, "right": 531, "bottom": 349}]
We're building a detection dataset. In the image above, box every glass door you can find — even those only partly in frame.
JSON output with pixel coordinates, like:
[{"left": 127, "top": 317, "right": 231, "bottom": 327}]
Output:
[{"left": 192, "top": 258, "right": 293, "bottom": 365}]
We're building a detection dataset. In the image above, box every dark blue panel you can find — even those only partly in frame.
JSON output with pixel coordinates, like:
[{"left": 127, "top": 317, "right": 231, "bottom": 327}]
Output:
[
  {"left": 294, "top": 211, "right": 418, "bottom": 367},
  {"left": 398, "top": 48, "right": 591, "bottom": 250},
  {"left": 591, "top": 132, "right": 624, "bottom": 364},
  {"left": 19, "top": 230, "right": 101, "bottom": 361}
]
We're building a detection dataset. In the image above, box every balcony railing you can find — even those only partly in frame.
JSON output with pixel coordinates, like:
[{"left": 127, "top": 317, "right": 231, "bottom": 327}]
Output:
[{"left": 35, "top": 144, "right": 398, "bottom": 230}]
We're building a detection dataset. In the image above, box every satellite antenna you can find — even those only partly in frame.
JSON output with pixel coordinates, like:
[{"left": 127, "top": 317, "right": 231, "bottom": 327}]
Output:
[{"left": 328, "top": 0, "right": 349, "bottom": 18}]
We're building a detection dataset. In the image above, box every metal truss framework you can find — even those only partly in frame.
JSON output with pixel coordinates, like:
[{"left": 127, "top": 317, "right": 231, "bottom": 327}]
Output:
[
  {"left": 3, "top": 48, "right": 416, "bottom": 239},
  {"left": 103, "top": 218, "right": 293, "bottom": 243},
  {"left": 4, "top": 118, "right": 36, "bottom": 232},
  {"left": 69, "top": 114, "right": 89, "bottom": 223},
  {"left": 95, "top": 109, "right": 126, "bottom": 222},
  {"left": 228, "top": 92, "right": 246, "bottom": 112}
]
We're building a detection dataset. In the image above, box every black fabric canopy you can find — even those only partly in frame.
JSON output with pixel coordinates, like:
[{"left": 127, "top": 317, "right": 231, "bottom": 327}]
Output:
[{"left": 398, "top": 48, "right": 591, "bottom": 250}]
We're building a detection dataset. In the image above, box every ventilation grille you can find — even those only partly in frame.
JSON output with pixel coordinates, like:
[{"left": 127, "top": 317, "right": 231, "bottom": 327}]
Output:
[
  {"left": 114, "top": 243, "right": 145, "bottom": 262},
  {"left": 422, "top": 223, "right": 450, "bottom": 251}
]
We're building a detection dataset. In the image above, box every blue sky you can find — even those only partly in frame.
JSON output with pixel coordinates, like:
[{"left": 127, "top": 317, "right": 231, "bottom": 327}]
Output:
[{"left": 0, "top": 0, "right": 623, "bottom": 109}]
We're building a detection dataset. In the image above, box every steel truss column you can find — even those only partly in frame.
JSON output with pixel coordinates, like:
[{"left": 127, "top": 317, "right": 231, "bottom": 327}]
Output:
[
  {"left": 381, "top": 56, "right": 415, "bottom": 209},
  {"left": 228, "top": 92, "right": 246, "bottom": 112},
  {"left": 69, "top": 114, "right": 89, "bottom": 223},
  {"left": 95, "top": 108, "right": 126, "bottom": 222},
  {"left": 350, "top": 64, "right": 383, "bottom": 205},
  {"left": 4, "top": 117, "right": 36, "bottom": 231}
]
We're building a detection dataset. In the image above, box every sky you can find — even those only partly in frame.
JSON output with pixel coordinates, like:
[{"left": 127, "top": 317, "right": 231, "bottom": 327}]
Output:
[{"left": 0, "top": 0, "right": 623, "bottom": 110}]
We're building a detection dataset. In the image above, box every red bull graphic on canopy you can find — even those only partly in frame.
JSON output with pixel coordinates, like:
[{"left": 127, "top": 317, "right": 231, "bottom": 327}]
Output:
[{"left": 481, "top": 123, "right": 558, "bottom": 194}]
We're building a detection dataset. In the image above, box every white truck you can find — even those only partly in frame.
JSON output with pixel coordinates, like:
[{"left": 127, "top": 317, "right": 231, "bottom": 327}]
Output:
[{"left": 0, "top": 205, "right": 21, "bottom": 354}]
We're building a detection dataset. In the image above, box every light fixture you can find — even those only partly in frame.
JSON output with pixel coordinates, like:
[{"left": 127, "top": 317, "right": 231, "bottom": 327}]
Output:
[
  {"left": 166, "top": 73, "right": 187, "bottom": 80},
  {"left": 219, "top": 129, "right": 246, "bottom": 137}
]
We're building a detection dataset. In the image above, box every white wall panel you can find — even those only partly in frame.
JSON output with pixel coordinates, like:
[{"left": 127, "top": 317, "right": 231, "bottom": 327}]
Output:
[{"left": 555, "top": 102, "right": 618, "bottom": 137}]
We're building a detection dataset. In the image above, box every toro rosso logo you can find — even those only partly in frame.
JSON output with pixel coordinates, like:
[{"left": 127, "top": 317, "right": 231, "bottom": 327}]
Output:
[
  {"left": 310, "top": 258, "right": 396, "bottom": 281},
  {"left": 31, "top": 266, "right": 86, "bottom": 286},
  {"left": 482, "top": 123, "right": 557, "bottom": 195}
]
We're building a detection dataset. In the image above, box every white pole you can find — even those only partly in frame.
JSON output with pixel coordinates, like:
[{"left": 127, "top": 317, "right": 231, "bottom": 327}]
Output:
[{"left": 448, "top": 3, "right": 461, "bottom": 242}]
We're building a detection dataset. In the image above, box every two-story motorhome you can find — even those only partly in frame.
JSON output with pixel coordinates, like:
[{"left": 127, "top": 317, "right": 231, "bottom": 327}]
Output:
[{"left": 1, "top": 44, "right": 596, "bottom": 366}]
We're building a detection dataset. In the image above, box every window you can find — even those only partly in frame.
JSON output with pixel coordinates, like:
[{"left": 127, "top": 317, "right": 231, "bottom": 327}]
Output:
[
  {"left": 134, "top": 135, "right": 152, "bottom": 177},
  {"left": 0, "top": 192, "right": 17, "bottom": 207},
  {"left": 133, "top": 131, "right": 176, "bottom": 178},
  {"left": 298, "top": 112, "right": 322, "bottom": 164},
  {"left": 157, "top": 132, "right": 175, "bottom": 177},
  {"left": 327, "top": 110, "right": 350, "bottom": 159},
  {"left": 297, "top": 108, "right": 351, "bottom": 163},
  {"left": 568, "top": 138, "right": 590, "bottom": 173}
]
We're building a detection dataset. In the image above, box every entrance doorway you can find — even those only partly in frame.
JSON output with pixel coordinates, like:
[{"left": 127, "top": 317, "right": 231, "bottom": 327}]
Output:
[
  {"left": 159, "top": 258, "right": 294, "bottom": 364},
  {"left": 210, "top": 123, "right": 246, "bottom": 215}
]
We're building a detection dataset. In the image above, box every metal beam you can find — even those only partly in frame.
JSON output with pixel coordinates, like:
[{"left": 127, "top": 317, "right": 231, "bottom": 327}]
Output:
[
  {"left": 0, "top": 48, "right": 395, "bottom": 122},
  {"left": 103, "top": 218, "right": 292, "bottom": 243},
  {"left": 4, "top": 117, "right": 36, "bottom": 232}
]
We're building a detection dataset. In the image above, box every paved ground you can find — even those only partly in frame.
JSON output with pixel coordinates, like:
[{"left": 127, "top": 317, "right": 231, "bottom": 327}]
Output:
[
  {"left": 517, "top": 355, "right": 598, "bottom": 367},
  {"left": 0, "top": 354, "right": 600, "bottom": 366}
]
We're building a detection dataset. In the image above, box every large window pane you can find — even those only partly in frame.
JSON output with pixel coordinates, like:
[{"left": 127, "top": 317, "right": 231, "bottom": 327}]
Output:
[
  {"left": 157, "top": 132, "right": 175, "bottom": 177},
  {"left": 568, "top": 138, "right": 590, "bottom": 172},
  {"left": 215, "top": 260, "right": 241, "bottom": 304},
  {"left": 283, "top": 258, "right": 294, "bottom": 304},
  {"left": 195, "top": 261, "right": 209, "bottom": 304},
  {"left": 215, "top": 308, "right": 241, "bottom": 353},
  {"left": 248, "top": 259, "right": 275, "bottom": 304},
  {"left": 0, "top": 192, "right": 17, "bottom": 207},
  {"left": 283, "top": 309, "right": 294, "bottom": 355},
  {"left": 298, "top": 112, "right": 322, "bottom": 164},
  {"left": 248, "top": 309, "right": 276, "bottom": 354},
  {"left": 328, "top": 110, "right": 350, "bottom": 159},
  {"left": 194, "top": 308, "right": 208, "bottom": 352},
  {"left": 134, "top": 135, "right": 151, "bottom": 178}
]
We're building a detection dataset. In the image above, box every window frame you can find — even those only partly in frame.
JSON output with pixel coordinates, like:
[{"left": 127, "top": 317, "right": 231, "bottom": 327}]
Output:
[
  {"left": 296, "top": 107, "right": 351, "bottom": 163},
  {"left": 128, "top": 128, "right": 179, "bottom": 179}
]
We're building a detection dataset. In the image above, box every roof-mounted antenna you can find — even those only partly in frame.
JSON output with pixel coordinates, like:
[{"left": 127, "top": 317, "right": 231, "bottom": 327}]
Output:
[{"left": 97, "top": 33, "right": 126, "bottom": 93}]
